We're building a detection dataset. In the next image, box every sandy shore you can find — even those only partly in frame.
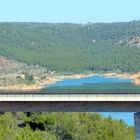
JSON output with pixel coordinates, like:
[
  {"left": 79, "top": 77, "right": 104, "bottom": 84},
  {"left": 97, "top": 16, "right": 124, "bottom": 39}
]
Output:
[
  {"left": 101, "top": 72, "right": 140, "bottom": 85},
  {"left": 1, "top": 72, "right": 140, "bottom": 91},
  {"left": 0, "top": 73, "right": 97, "bottom": 91}
]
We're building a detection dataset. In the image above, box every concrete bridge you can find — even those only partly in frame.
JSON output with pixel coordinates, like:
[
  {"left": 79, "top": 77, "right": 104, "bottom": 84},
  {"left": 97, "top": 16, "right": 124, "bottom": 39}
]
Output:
[{"left": 0, "top": 90, "right": 140, "bottom": 140}]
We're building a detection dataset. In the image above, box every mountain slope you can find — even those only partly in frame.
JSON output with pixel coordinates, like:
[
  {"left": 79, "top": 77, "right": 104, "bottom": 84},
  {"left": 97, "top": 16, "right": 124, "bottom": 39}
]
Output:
[{"left": 0, "top": 21, "right": 140, "bottom": 73}]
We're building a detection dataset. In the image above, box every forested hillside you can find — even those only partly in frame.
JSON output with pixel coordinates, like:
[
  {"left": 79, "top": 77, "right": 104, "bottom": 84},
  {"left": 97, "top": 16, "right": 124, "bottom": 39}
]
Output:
[
  {"left": 0, "top": 112, "right": 134, "bottom": 140},
  {"left": 0, "top": 21, "right": 140, "bottom": 73}
]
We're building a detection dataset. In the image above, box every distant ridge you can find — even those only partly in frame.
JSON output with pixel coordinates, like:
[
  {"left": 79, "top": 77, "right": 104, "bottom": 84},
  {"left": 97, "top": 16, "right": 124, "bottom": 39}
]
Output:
[{"left": 0, "top": 20, "right": 140, "bottom": 73}]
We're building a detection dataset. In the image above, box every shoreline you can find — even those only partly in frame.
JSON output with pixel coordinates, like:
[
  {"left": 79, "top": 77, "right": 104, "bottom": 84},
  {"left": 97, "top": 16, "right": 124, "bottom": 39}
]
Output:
[
  {"left": 0, "top": 73, "right": 97, "bottom": 91},
  {"left": 1, "top": 72, "right": 140, "bottom": 91}
]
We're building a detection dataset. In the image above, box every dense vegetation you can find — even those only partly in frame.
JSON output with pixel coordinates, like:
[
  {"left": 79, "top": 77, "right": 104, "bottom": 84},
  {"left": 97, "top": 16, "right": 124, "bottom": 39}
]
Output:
[
  {"left": 0, "top": 21, "right": 140, "bottom": 73},
  {"left": 0, "top": 112, "right": 134, "bottom": 140}
]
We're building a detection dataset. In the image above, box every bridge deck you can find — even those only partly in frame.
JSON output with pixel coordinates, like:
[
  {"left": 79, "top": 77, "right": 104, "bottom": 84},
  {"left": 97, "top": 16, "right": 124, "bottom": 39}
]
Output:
[{"left": 0, "top": 91, "right": 140, "bottom": 111}]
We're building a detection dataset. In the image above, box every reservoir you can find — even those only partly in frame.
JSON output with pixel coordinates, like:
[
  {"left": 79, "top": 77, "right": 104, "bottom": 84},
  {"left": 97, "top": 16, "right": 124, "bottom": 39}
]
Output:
[{"left": 45, "top": 75, "right": 140, "bottom": 90}]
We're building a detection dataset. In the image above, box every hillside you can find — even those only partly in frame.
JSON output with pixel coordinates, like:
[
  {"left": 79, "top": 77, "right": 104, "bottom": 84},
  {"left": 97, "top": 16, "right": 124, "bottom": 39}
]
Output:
[
  {"left": 0, "top": 112, "right": 134, "bottom": 140},
  {"left": 0, "top": 21, "right": 140, "bottom": 73}
]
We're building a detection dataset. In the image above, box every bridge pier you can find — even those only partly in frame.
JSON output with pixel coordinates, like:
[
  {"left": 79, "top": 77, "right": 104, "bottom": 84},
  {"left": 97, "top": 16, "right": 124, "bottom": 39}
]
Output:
[{"left": 134, "top": 112, "right": 140, "bottom": 140}]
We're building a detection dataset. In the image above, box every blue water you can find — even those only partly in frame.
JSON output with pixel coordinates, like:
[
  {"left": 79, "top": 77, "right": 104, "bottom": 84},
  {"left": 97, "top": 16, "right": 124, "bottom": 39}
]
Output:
[
  {"left": 46, "top": 75, "right": 137, "bottom": 125},
  {"left": 47, "top": 75, "right": 131, "bottom": 87}
]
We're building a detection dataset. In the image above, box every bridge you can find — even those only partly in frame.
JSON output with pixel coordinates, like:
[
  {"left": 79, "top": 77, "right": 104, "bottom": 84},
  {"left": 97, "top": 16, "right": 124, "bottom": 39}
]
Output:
[{"left": 0, "top": 90, "right": 140, "bottom": 140}]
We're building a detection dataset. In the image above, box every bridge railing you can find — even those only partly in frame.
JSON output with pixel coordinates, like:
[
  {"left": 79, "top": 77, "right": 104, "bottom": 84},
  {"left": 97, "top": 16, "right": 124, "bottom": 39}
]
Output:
[{"left": 0, "top": 92, "right": 140, "bottom": 101}]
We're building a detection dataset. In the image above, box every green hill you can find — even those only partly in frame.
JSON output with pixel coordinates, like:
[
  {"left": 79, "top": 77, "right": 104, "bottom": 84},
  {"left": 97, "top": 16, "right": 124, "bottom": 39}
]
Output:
[
  {"left": 0, "top": 21, "right": 140, "bottom": 73},
  {"left": 0, "top": 112, "right": 134, "bottom": 140}
]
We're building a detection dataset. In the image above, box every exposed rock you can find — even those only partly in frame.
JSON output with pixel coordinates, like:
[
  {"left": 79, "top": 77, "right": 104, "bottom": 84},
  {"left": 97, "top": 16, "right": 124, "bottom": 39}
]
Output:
[
  {"left": 128, "top": 36, "right": 140, "bottom": 47},
  {"left": 0, "top": 56, "right": 19, "bottom": 68}
]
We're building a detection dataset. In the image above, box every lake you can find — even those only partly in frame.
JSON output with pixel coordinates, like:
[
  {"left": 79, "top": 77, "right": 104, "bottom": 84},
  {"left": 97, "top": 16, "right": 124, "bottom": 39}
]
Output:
[
  {"left": 44, "top": 75, "right": 140, "bottom": 125},
  {"left": 46, "top": 75, "right": 140, "bottom": 90}
]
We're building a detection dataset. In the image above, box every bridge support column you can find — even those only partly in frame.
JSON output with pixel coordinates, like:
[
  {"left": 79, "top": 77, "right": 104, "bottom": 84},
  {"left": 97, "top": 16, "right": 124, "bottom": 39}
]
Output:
[{"left": 134, "top": 112, "right": 140, "bottom": 140}]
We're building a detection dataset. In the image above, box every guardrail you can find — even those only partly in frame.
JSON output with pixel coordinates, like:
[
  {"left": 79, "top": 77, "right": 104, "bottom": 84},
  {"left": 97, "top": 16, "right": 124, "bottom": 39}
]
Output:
[
  {"left": 0, "top": 92, "right": 140, "bottom": 101},
  {"left": 0, "top": 89, "right": 140, "bottom": 95}
]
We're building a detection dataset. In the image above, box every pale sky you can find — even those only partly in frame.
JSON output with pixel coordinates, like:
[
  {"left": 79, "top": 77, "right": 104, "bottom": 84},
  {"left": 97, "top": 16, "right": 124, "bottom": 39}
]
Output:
[{"left": 0, "top": 0, "right": 140, "bottom": 23}]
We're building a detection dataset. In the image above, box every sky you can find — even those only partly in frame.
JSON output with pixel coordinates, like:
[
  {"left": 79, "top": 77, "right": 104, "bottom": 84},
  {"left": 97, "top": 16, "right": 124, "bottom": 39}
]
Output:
[
  {"left": 0, "top": 0, "right": 140, "bottom": 23},
  {"left": 101, "top": 112, "right": 135, "bottom": 125}
]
